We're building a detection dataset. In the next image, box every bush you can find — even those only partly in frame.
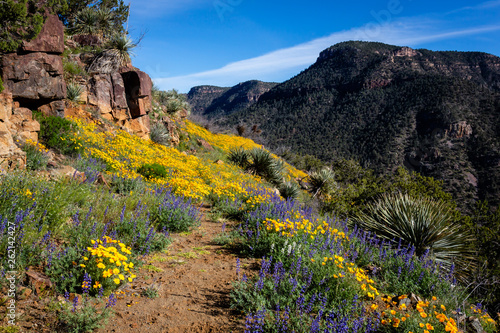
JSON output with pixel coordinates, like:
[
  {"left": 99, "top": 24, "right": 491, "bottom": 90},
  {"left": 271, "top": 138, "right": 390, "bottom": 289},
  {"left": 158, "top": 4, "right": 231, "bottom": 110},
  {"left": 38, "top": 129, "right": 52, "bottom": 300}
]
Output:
[
  {"left": 63, "top": 61, "right": 86, "bottom": 78},
  {"left": 278, "top": 181, "right": 300, "bottom": 200},
  {"left": 308, "top": 167, "right": 336, "bottom": 199},
  {"left": 58, "top": 295, "right": 113, "bottom": 333},
  {"left": 34, "top": 112, "right": 83, "bottom": 156},
  {"left": 149, "top": 122, "right": 170, "bottom": 146},
  {"left": 153, "top": 191, "right": 200, "bottom": 232},
  {"left": 247, "top": 148, "right": 284, "bottom": 185},
  {"left": 352, "top": 192, "right": 476, "bottom": 277},
  {"left": 0, "top": 77, "right": 4, "bottom": 93},
  {"left": 66, "top": 82, "right": 84, "bottom": 102},
  {"left": 20, "top": 139, "right": 50, "bottom": 170},
  {"left": 136, "top": 163, "right": 168, "bottom": 180},
  {"left": 227, "top": 148, "right": 250, "bottom": 169}
]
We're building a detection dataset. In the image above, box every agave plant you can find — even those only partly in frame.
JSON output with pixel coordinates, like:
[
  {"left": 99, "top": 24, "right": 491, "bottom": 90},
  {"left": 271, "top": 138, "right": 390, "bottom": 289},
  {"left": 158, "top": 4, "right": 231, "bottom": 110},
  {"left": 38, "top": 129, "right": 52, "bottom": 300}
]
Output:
[
  {"left": 247, "top": 148, "right": 284, "bottom": 185},
  {"left": 228, "top": 148, "right": 251, "bottom": 170},
  {"left": 308, "top": 167, "right": 336, "bottom": 198},
  {"left": 149, "top": 122, "right": 170, "bottom": 146},
  {"left": 278, "top": 181, "right": 300, "bottom": 200},
  {"left": 107, "top": 34, "right": 137, "bottom": 66},
  {"left": 353, "top": 192, "right": 476, "bottom": 275},
  {"left": 66, "top": 82, "right": 83, "bottom": 103},
  {"left": 73, "top": 7, "right": 99, "bottom": 35}
]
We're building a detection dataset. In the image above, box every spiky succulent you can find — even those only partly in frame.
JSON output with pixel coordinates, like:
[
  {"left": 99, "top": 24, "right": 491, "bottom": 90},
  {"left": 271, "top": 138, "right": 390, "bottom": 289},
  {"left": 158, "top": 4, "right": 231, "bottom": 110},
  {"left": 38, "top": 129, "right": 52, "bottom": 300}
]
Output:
[
  {"left": 308, "top": 168, "right": 336, "bottom": 198},
  {"left": 228, "top": 148, "right": 251, "bottom": 170},
  {"left": 353, "top": 192, "right": 476, "bottom": 277},
  {"left": 247, "top": 149, "right": 284, "bottom": 185},
  {"left": 278, "top": 181, "right": 300, "bottom": 200},
  {"left": 149, "top": 122, "right": 170, "bottom": 146},
  {"left": 66, "top": 82, "right": 83, "bottom": 102}
]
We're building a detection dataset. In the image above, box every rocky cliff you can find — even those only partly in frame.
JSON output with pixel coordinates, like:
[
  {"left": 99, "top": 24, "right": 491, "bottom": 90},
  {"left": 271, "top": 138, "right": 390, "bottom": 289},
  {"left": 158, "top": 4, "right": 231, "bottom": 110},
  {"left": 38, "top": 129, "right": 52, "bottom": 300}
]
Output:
[
  {"left": 187, "top": 80, "right": 277, "bottom": 118},
  {"left": 0, "top": 12, "right": 155, "bottom": 169}
]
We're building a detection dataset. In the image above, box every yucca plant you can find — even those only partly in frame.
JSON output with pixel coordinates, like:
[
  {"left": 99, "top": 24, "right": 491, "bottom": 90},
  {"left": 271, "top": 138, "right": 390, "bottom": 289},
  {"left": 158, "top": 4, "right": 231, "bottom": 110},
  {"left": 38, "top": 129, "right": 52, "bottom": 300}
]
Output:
[
  {"left": 107, "top": 34, "right": 136, "bottom": 65},
  {"left": 73, "top": 7, "right": 99, "bottom": 35},
  {"left": 353, "top": 192, "right": 476, "bottom": 277},
  {"left": 278, "top": 181, "right": 300, "bottom": 200},
  {"left": 66, "top": 82, "right": 83, "bottom": 103},
  {"left": 308, "top": 167, "right": 336, "bottom": 198},
  {"left": 228, "top": 148, "right": 250, "bottom": 170},
  {"left": 247, "top": 148, "right": 284, "bottom": 185},
  {"left": 150, "top": 122, "right": 170, "bottom": 146}
]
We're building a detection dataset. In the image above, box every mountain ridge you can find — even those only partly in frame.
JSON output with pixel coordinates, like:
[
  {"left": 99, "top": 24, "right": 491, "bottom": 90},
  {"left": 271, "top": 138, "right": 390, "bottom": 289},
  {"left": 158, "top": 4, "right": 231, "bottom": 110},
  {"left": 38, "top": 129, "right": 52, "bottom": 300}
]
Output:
[{"left": 188, "top": 41, "right": 500, "bottom": 211}]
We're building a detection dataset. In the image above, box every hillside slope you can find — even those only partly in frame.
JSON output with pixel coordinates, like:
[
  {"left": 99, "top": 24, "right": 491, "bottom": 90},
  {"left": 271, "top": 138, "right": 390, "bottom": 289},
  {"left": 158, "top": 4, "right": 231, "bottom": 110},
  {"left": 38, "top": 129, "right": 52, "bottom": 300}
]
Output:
[
  {"left": 187, "top": 80, "right": 277, "bottom": 118},
  {"left": 213, "top": 41, "right": 500, "bottom": 210}
]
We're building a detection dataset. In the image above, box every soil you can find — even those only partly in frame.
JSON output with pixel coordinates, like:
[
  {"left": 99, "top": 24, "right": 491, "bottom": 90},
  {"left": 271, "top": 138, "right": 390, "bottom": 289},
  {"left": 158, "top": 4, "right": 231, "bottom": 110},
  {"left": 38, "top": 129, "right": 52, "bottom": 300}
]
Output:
[{"left": 1, "top": 209, "right": 258, "bottom": 333}]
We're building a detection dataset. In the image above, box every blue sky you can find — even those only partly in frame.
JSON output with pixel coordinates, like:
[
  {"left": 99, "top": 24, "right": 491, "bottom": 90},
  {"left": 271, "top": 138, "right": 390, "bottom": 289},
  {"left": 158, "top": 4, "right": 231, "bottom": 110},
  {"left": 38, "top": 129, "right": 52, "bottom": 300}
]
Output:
[{"left": 126, "top": 0, "right": 500, "bottom": 92}]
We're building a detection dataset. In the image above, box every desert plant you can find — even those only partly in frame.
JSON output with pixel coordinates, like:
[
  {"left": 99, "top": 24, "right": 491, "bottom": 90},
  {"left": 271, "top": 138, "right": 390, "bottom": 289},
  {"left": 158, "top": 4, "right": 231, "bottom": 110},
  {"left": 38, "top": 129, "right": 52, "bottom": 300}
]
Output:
[
  {"left": 247, "top": 148, "right": 284, "bottom": 185},
  {"left": 136, "top": 163, "right": 168, "bottom": 180},
  {"left": 63, "top": 60, "right": 87, "bottom": 78},
  {"left": 153, "top": 191, "right": 200, "bottom": 232},
  {"left": 107, "top": 34, "right": 136, "bottom": 65},
  {"left": 73, "top": 7, "right": 99, "bottom": 36},
  {"left": 0, "top": 77, "right": 4, "bottom": 93},
  {"left": 352, "top": 192, "right": 475, "bottom": 274},
  {"left": 278, "top": 180, "right": 300, "bottom": 200},
  {"left": 66, "top": 82, "right": 83, "bottom": 102},
  {"left": 150, "top": 122, "right": 171, "bottom": 146},
  {"left": 21, "top": 139, "right": 50, "bottom": 170},
  {"left": 308, "top": 167, "right": 336, "bottom": 198},
  {"left": 34, "top": 111, "right": 83, "bottom": 156},
  {"left": 227, "top": 148, "right": 250, "bottom": 170}
]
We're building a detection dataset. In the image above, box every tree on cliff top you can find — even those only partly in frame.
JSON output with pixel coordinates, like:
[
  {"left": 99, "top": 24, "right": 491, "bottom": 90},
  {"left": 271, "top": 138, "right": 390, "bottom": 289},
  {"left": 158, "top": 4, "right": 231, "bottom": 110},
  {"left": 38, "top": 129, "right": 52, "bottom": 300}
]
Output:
[{"left": 0, "top": 0, "right": 67, "bottom": 52}]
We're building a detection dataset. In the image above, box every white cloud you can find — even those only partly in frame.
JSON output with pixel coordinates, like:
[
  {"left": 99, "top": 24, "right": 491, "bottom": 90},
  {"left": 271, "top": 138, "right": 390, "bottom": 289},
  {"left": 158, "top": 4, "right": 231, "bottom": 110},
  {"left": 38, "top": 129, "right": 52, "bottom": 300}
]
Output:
[{"left": 154, "top": 20, "right": 500, "bottom": 92}]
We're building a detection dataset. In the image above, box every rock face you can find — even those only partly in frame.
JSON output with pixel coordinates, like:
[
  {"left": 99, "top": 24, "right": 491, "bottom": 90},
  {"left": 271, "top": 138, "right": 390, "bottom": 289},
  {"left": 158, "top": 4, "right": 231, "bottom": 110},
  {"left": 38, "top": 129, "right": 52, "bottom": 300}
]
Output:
[
  {"left": 0, "top": 14, "right": 66, "bottom": 111},
  {"left": 85, "top": 69, "right": 153, "bottom": 138},
  {"left": 21, "top": 14, "right": 65, "bottom": 54}
]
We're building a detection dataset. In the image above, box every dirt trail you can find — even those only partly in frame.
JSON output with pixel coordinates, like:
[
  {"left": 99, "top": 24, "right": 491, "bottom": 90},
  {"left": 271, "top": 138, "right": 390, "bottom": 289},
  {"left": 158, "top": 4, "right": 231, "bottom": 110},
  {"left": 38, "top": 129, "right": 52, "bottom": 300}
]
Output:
[{"left": 97, "top": 209, "right": 256, "bottom": 333}]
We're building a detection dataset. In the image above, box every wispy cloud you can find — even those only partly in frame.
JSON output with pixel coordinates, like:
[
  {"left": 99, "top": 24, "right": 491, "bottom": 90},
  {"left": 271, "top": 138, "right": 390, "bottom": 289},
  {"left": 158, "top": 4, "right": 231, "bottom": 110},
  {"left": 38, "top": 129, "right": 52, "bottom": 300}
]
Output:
[{"left": 153, "top": 19, "right": 500, "bottom": 92}]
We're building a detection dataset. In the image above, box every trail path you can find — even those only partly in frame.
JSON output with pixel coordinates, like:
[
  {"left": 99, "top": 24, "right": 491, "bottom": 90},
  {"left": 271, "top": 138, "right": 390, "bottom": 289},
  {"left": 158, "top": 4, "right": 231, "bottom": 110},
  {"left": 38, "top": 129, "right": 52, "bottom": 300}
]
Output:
[{"left": 97, "top": 208, "right": 257, "bottom": 333}]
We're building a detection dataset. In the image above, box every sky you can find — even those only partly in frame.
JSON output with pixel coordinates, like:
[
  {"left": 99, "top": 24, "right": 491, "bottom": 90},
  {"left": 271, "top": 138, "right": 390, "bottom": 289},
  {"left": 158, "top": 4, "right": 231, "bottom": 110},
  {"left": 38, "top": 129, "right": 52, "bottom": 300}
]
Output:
[{"left": 126, "top": 0, "right": 500, "bottom": 93}]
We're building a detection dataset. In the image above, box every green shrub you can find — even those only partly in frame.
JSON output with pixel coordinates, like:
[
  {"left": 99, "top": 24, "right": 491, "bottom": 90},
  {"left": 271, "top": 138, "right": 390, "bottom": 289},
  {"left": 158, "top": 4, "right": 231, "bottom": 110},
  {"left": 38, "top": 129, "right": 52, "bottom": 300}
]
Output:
[
  {"left": 353, "top": 192, "right": 476, "bottom": 277},
  {"left": 149, "top": 122, "right": 170, "bottom": 146},
  {"left": 110, "top": 175, "right": 145, "bottom": 195},
  {"left": 247, "top": 148, "right": 284, "bottom": 185},
  {"left": 308, "top": 167, "right": 336, "bottom": 198},
  {"left": 34, "top": 112, "right": 83, "bottom": 156},
  {"left": 228, "top": 148, "right": 250, "bottom": 169},
  {"left": 0, "top": 77, "right": 4, "bottom": 93},
  {"left": 278, "top": 181, "right": 300, "bottom": 200},
  {"left": 63, "top": 60, "right": 86, "bottom": 78},
  {"left": 58, "top": 296, "right": 113, "bottom": 333},
  {"left": 153, "top": 192, "right": 200, "bottom": 232},
  {"left": 66, "top": 82, "right": 84, "bottom": 102},
  {"left": 136, "top": 163, "right": 168, "bottom": 180},
  {"left": 20, "top": 140, "right": 50, "bottom": 170}
]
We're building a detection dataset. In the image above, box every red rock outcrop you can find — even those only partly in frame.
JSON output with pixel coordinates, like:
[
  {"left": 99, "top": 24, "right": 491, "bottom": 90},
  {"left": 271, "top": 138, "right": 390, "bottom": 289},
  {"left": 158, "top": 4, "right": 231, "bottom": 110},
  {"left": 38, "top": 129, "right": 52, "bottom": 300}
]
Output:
[{"left": 21, "top": 14, "right": 65, "bottom": 54}]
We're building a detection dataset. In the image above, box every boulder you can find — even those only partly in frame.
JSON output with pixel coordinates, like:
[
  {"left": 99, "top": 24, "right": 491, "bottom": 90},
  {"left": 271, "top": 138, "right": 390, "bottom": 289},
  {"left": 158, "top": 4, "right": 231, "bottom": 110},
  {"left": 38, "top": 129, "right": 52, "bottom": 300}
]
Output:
[
  {"left": 21, "top": 14, "right": 65, "bottom": 54},
  {"left": 126, "top": 115, "right": 150, "bottom": 139},
  {"left": 1, "top": 52, "right": 66, "bottom": 100},
  {"left": 38, "top": 100, "right": 65, "bottom": 117}
]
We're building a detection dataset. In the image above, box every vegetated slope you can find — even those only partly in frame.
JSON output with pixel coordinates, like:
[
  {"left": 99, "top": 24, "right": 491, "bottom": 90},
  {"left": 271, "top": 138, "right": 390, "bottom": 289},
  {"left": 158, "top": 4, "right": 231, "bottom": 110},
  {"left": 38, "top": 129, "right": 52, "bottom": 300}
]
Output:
[
  {"left": 216, "top": 41, "right": 500, "bottom": 210},
  {"left": 187, "top": 80, "right": 277, "bottom": 118}
]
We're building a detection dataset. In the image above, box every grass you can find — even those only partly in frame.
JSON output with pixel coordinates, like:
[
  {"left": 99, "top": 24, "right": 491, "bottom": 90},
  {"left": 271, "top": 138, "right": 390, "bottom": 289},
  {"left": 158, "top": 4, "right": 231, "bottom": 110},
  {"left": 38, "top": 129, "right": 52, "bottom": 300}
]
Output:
[{"left": 142, "top": 265, "right": 164, "bottom": 273}]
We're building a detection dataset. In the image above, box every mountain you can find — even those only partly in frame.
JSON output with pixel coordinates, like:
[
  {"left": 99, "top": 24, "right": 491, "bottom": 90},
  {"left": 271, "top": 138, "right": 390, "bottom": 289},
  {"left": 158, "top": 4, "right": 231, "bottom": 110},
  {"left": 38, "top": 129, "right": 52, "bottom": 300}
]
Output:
[
  {"left": 207, "top": 41, "right": 500, "bottom": 210},
  {"left": 187, "top": 80, "right": 277, "bottom": 118}
]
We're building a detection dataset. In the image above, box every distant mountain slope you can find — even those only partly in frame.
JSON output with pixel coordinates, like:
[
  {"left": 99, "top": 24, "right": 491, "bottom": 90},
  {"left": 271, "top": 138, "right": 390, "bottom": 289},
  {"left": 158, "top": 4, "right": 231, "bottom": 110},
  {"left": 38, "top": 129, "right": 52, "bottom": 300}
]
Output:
[
  {"left": 214, "top": 41, "right": 500, "bottom": 210},
  {"left": 187, "top": 80, "right": 277, "bottom": 118}
]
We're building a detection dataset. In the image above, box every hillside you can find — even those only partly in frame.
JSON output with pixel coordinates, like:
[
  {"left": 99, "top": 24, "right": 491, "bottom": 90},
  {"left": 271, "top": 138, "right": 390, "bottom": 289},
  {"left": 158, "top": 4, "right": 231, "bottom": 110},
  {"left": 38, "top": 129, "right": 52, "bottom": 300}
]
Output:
[
  {"left": 187, "top": 80, "right": 277, "bottom": 118},
  {"left": 209, "top": 41, "right": 500, "bottom": 210}
]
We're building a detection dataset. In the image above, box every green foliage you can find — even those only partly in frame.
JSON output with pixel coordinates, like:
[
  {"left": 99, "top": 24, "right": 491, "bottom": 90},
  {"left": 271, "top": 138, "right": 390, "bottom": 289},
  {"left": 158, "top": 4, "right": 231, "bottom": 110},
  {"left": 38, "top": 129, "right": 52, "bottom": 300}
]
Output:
[
  {"left": 353, "top": 192, "right": 476, "bottom": 275},
  {"left": 308, "top": 167, "right": 336, "bottom": 199},
  {"left": 20, "top": 141, "right": 50, "bottom": 171},
  {"left": 246, "top": 148, "right": 284, "bottom": 185},
  {"left": 106, "top": 34, "right": 136, "bottom": 65},
  {"left": 66, "top": 82, "right": 84, "bottom": 102},
  {"left": 278, "top": 181, "right": 300, "bottom": 200},
  {"left": 153, "top": 195, "right": 200, "bottom": 233},
  {"left": 141, "top": 285, "right": 160, "bottom": 299},
  {"left": 34, "top": 112, "right": 83, "bottom": 156},
  {"left": 58, "top": 297, "right": 112, "bottom": 333},
  {"left": 0, "top": 0, "right": 67, "bottom": 52},
  {"left": 136, "top": 163, "right": 168, "bottom": 180},
  {"left": 63, "top": 0, "right": 129, "bottom": 38},
  {"left": 0, "top": 77, "right": 4, "bottom": 93},
  {"left": 63, "top": 60, "right": 87, "bottom": 79},
  {"left": 149, "top": 122, "right": 171, "bottom": 146},
  {"left": 110, "top": 175, "right": 145, "bottom": 195},
  {"left": 227, "top": 148, "right": 250, "bottom": 169}
]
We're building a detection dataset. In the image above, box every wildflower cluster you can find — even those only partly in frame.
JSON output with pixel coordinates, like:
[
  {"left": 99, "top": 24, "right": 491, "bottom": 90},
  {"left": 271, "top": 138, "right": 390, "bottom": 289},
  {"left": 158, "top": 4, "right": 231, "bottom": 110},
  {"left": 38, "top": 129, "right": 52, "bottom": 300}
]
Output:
[{"left": 83, "top": 236, "right": 137, "bottom": 295}]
